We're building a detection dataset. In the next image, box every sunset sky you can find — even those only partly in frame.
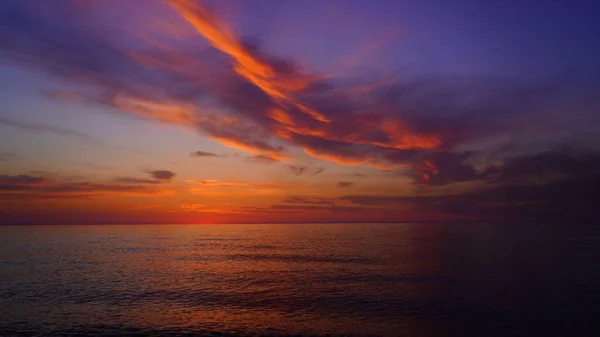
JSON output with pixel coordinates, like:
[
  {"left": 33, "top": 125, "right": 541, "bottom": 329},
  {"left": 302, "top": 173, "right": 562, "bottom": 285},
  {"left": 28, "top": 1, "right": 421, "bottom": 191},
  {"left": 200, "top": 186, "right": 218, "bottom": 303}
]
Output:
[{"left": 1, "top": 0, "right": 599, "bottom": 224}]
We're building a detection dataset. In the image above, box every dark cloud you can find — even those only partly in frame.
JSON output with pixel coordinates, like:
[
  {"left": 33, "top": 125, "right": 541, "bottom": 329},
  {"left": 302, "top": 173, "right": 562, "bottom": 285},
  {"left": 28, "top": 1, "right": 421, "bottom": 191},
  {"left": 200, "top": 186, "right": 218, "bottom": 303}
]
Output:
[
  {"left": 480, "top": 148, "right": 600, "bottom": 183},
  {"left": 282, "top": 196, "right": 334, "bottom": 205},
  {"left": 402, "top": 151, "right": 480, "bottom": 186},
  {"left": 313, "top": 167, "right": 326, "bottom": 175},
  {"left": 287, "top": 165, "right": 308, "bottom": 176},
  {"left": 246, "top": 154, "right": 280, "bottom": 164},
  {"left": 150, "top": 170, "right": 176, "bottom": 182},
  {"left": 343, "top": 149, "right": 600, "bottom": 221},
  {"left": 0, "top": 117, "right": 99, "bottom": 143},
  {"left": 0, "top": 174, "right": 48, "bottom": 190},
  {"left": 0, "top": 173, "right": 167, "bottom": 198},
  {"left": 190, "top": 151, "right": 220, "bottom": 158},
  {"left": 117, "top": 170, "right": 177, "bottom": 184},
  {"left": 404, "top": 147, "right": 600, "bottom": 187},
  {"left": 337, "top": 181, "right": 354, "bottom": 188},
  {"left": 341, "top": 195, "right": 417, "bottom": 207}
]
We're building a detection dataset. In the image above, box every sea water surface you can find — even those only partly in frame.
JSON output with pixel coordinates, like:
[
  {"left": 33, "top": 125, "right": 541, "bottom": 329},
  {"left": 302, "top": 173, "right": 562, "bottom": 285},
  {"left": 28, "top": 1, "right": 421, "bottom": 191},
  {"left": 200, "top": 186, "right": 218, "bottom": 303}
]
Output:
[{"left": 0, "top": 223, "right": 598, "bottom": 336}]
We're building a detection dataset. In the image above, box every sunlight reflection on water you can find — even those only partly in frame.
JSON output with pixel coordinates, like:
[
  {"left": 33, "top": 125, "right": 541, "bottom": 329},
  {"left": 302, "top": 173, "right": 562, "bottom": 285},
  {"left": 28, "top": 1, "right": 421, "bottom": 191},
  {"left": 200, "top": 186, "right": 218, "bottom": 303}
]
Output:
[{"left": 0, "top": 223, "right": 598, "bottom": 336}]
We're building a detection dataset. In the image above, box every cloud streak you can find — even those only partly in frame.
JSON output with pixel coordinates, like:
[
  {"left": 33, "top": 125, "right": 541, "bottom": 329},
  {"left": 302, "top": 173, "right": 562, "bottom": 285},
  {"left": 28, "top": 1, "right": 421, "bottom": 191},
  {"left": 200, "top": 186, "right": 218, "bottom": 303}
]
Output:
[
  {"left": 0, "top": 173, "right": 171, "bottom": 199},
  {"left": 190, "top": 150, "right": 221, "bottom": 158},
  {"left": 245, "top": 154, "right": 280, "bottom": 164},
  {"left": 116, "top": 170, "right": 176, "bottom": 184},
  {"left": 0, "top": 151, "right": 19, "bottom": 162},
  {"left": 0, "top": 117, "right": 99, "bottom": 143},
  {"left": 287, "top": 165, "right": 308, "bottom": 176}
]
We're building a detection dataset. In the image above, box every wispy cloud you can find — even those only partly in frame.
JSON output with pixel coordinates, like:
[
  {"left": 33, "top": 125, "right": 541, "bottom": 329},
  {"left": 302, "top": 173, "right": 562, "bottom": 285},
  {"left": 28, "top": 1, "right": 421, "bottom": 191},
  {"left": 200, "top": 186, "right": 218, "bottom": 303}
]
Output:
[
  {"left": 186, "top": 179, "right": 307, "bottom": 197},
  {"left": 337, "top": 181, "right": 354, "bottom": 188},
  {"left": 0, "top": 151, "right": 19, "bottom": 162},
  {"left": 313, "top": 167, "right": 326, "bottom": 175},
  {"left": 288, "top": 165, "right": 307, "bottom": 176},
  {"left": 282, "top": 195, "right": 334, "bottom": 205},
  {"left": 269, "top": 204, "right": 360, "bottom": 213},
  {"left": 190, "top": 150, "right": 222, "bottom": 158},
  {"left": 0, "top": 173, "right": 171, "bottom": 199},
  {"left": 0, "top": 174, "right": 47, "bottom": 188},
  {"left": 189, "top": 179, "right": 302, "bottom": 189},
  {"left": 117, "top": 170, "right": 176, "bottom": 185},
  {"left": 0, "top": 117, "right": 99, "bottom": 143},
  {"left": 245, "top": 154, "right": 280, "bottom": 164},
  {"left": 176, "top": 203, "right": 247, "bottom": 214}
]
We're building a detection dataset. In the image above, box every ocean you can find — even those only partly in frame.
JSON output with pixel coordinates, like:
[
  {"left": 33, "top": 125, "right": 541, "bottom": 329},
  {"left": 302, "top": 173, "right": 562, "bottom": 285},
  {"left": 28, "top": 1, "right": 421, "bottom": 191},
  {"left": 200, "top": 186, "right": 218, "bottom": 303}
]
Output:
[{"left": 0, "top": 223, "right": 598, "bottom": 336}]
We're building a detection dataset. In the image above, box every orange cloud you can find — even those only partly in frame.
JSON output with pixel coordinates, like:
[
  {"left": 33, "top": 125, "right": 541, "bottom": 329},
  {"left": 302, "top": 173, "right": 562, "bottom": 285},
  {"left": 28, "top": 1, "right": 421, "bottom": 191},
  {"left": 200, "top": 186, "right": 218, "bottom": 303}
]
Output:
[
  {"left": 210, "top": 136, "right": 287, "bottom": 159},
  {"left": 110, "top": 94, "right": 197, "bottom": 126},
  {"left": 177, "top": 203, "right": 248, "bottom": 214},
  {"left": 164, "top": 0, "right": 442, "bottom": 166},
  {"left": 187, "top": 179, "right": 305, "bottom": 189},
  {"left": 302, "top": 148, "right": 396, "bottom": 170},
  {"left": 166, "top": 0, "right": 329, "bottom": 123},
  {"left": 186, "top": 179, "right": 308, "bottom": 197},
  {"left": 6, "top": 0, "right": 451, "bottom": 179}
]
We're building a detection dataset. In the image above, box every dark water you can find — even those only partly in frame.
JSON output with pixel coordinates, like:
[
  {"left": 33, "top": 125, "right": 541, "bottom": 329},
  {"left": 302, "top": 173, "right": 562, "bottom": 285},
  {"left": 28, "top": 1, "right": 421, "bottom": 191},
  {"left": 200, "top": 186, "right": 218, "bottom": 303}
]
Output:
[{"left": 0, "top": 223, "right": 598, "bottom": 337}]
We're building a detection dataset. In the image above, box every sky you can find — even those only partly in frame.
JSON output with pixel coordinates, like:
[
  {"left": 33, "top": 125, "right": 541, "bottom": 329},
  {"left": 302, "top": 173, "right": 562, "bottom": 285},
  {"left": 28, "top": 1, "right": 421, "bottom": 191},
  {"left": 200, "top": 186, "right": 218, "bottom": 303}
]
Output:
[{"left": 1, "top": 0, "right": 599, "bottom": 224}]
